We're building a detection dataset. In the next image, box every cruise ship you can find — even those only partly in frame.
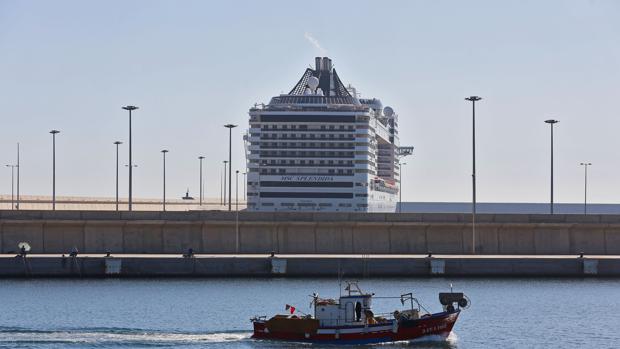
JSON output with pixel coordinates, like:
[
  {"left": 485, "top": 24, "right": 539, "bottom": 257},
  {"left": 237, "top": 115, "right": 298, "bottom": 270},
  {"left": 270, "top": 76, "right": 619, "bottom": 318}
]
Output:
[{"left": 246, "top": 57, "right": 412, "bottom": 212}]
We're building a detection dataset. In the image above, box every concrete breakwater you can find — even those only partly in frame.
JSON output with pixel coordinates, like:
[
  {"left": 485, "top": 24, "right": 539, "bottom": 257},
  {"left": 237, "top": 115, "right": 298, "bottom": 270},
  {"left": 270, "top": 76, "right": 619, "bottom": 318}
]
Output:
[
  {"left": 1, "top": 210, "right": 620, "bottom": 255},
  {"left": 1, "top": 254, "right": 618, "bottom": 277}
]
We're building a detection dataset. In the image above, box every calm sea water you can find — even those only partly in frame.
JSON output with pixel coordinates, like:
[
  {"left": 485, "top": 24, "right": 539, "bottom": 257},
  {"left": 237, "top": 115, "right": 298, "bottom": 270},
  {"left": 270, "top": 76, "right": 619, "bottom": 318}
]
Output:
[{"left": 0, "top": 278, "right": 618, "bottom": 349}]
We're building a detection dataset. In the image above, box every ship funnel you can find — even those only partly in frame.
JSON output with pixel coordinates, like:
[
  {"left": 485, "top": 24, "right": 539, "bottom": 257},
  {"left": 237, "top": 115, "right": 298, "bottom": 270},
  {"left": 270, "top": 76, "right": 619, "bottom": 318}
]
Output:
[
  {"left": 315, "top": 57, "right": 322, "bottom": 71},
  {"left": 322, "top": 57, "right": 331, "bottom": 71}
]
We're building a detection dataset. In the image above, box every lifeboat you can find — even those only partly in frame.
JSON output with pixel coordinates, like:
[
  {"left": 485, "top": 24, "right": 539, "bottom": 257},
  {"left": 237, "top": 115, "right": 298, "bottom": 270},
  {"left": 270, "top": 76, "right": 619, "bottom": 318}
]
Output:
[{"left": 251, "top": 282, "right": 469, "bottom": 345}]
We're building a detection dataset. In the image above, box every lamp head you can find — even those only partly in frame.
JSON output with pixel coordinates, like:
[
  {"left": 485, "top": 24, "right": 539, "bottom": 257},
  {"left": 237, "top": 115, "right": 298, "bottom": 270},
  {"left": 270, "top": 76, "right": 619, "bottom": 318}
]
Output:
[
  {"left": 122, "top": 105, "right": 139, "bottom": 111},
  {"left": 161, "top": 149, "right": 169, "bottom": 153},
  {"left": 199, "top": 156, "right": 205, "bottom": 160},
  {"left": 545, "top": 119, "right": 559, "bottom": 124},
  {"left": 50, "top": 130, "right": 60, "bottom": 134},
  {"left": 465, "top": 96, "right": 482, "bottom": 102},
  {"left": 114, "top": 141, "right": 123, "bottom": 145},
  {"left": 223, "top": 160, "right": 228, "bottom": 164},
  {"left": 224, "top": 124, "right": 238, "bottom": 129}
]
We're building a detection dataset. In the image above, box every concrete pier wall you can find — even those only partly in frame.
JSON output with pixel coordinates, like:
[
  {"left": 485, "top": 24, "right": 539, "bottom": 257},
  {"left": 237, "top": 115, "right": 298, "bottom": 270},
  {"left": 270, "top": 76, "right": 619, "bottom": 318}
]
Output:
[
  {"left": 1, "top": 255, "right": 619, "bottom": 277},
  {"left": 1, "top": 210, "right": 620, "bottom": 255}
]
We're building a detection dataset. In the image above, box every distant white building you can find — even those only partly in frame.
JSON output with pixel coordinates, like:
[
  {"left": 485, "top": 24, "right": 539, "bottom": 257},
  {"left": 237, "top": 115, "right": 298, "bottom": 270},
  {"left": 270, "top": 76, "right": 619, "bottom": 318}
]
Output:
[{"left": 246, "top": 57, "right": 412, "bottom": 212}]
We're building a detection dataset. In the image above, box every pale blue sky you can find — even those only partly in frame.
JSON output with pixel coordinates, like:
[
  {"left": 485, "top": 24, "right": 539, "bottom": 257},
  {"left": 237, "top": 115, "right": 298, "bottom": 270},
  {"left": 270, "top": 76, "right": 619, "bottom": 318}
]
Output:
[{"left": 1, "top": 0, "right": 619, "bottom": 203}]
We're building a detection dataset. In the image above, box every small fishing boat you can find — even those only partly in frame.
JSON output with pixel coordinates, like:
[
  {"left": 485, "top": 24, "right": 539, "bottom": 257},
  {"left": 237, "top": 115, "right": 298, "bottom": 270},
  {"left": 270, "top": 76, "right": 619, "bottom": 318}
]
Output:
[{"left": 251, "top": 281, "right": 469, "bottom": 345}]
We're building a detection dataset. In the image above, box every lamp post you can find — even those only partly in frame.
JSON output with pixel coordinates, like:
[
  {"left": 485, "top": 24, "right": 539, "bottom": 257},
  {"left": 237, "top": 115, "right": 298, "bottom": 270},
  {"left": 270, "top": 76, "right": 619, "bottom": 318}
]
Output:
[
  {"left": 161, "top": 150, "right": 169, "bottom": 211},
  {"left": 399, "top": 162, "right": 407, "bottom": 213},
  {"left": 580, "top": 162, "right": 592, "bottom": 215},
  {"left": 5, "top": 165, "right": 16, "bottom": 210},
  {"left": 545, "top": 119, "right": 559, "bottom": 214},
  {"left": 242, "top": 172, "right": 247, "bottom": 202},
  {"left": 224, "top": 124, "right": 237, "bottom": 211},
  {"left": 465, "top": 96, "right": 482, "bottom": 254},
  {"left": 223, "top": 160, "right": 228, "bottom": 207},
  {"left": 114, "top": 141, "right": 122, "bottom": 211},
  {"left": 16, "top": 142, "right": 20, "bottom": 210},
  {"left": 122, "top": 105, "right": 138, "bottom": 211},
  {"left": 198, "top": 156, "right": 205, "bottom": 206},
  {"left": 235, "top": 169, "right": 240, "bottom": 253},
  {"left": 50, "top": 130, "right": 60, "bottom": 210}
]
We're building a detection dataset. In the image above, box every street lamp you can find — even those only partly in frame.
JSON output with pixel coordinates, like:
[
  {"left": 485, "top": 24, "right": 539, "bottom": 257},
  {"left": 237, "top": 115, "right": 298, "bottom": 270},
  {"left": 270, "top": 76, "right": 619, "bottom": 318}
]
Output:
[
  {"left": 122, "top": 105, "right": 139, "bottom": 211},
  {"left": 235, "top": 169, "right": 240, "bottom": 253},
  {"left": 50, "top": 129, "right": 60, "bottom": 210},
  {"left": 399, "top": 162, "right": 407, "bottom": 213},
  {"left": 545, "top": 119, "right": 559, "bottom": 214},
  {"left": 236, "top": 170, "right": 240, "bottom": 212},
  {"left": 242, "top": 172, "right": 247, "bottom": 202},
  {"left": 114, "top": 141, "right": 123, "bottom": 211},
  {"left": 224, "top": 124, "right": 238, "bottom": 211},
  {"left": 5, "top": 165, "right": 17, "bottom": 210},
  {"left": 161, "top": 149, "right": 169, "bottom": 211},
  {"left": 223, "top": 160, "right": 228, "bottom": 208},
  {"left": 198, "top": 156, "right": 205, "bottom": 206},
  {"left": 465, "top": 96, "right": 482, "bottom": 254},
  {"left": 16, "top": 142, "right": 20, "bottom": 210},
  {"left": 580, "top": 162, "right": 592, "bottom": 215}
]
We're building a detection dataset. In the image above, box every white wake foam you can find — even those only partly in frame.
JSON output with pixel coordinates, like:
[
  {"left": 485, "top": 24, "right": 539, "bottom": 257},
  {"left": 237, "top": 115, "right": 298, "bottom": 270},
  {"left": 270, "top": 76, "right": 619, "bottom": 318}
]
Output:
[{"left": 0, "top": 329, "right": 252, "bottom": 344}]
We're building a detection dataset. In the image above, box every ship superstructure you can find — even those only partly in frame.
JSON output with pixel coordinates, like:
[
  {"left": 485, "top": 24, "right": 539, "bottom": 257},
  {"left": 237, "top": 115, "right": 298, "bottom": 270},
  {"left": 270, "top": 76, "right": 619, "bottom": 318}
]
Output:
[{"left": 246, "top": 57, "right": 411, "bottom": 212}]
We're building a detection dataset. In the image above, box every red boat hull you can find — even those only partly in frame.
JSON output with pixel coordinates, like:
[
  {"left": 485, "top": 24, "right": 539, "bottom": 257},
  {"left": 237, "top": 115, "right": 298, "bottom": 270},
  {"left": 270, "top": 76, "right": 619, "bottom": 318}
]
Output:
[{"left": 252, "top": 310, "right": 460, "bottom": 345}]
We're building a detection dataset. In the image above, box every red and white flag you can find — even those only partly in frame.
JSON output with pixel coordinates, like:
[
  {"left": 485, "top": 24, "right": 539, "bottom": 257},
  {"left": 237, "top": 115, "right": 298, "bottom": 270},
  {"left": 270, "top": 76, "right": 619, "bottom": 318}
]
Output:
[{"left": 285, "top": 304, "right": 296, "bottom": 314}]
